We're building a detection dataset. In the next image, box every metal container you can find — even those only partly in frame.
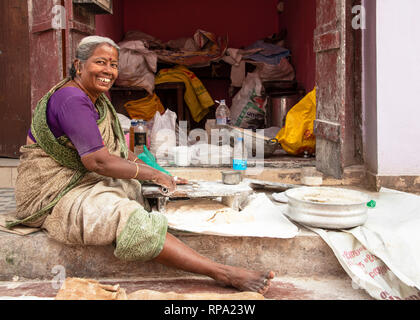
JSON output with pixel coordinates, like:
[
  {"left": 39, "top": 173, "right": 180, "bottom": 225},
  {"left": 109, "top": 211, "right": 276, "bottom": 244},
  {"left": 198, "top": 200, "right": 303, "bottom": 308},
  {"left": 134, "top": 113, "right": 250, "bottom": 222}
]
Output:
[
  {"left": 285, "top": 187, "right": 369, "bottom": 229},
  {"left": 267, "top": 92, "right": 304, "bottom": 128},
  {"left": 222, "top": 170, "right": 242, "bottom": 185}
]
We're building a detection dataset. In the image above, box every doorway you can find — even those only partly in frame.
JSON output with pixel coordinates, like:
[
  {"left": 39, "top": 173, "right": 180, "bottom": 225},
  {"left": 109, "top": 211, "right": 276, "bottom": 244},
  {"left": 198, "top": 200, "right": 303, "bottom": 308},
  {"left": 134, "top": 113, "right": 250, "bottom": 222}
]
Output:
[{"left": 0, "top": 0, "right": 31, "bottom": 158}]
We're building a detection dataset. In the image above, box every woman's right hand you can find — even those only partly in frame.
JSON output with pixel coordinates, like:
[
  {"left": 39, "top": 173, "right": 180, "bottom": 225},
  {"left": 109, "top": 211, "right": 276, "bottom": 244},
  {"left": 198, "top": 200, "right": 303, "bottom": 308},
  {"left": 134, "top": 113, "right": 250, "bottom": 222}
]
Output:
[{"left": 152, "top": 173, "right": 176, "bottom": 194}]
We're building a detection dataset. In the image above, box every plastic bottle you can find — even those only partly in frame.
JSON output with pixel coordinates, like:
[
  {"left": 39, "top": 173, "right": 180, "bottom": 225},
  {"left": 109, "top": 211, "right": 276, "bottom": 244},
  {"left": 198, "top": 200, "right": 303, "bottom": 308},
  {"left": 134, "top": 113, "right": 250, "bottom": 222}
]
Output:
[
  {"left": 130, "top": 119, "right": 147, "bottom": 156},
  {"left": 215, "top": 99, "right": 230, "bottom": 125},
  {"left": 232, "top": 136, "right": 247, "bottom": 171},
  {"left": 129, "top": 119, "right": 137, "bottom": 153}
]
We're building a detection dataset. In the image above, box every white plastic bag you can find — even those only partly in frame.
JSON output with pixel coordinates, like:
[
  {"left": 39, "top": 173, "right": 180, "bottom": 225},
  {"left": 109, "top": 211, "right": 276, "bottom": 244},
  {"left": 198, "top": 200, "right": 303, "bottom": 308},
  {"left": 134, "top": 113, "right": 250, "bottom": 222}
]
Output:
[
  {"left": 230, "top": 72, "right": 267, "bottom": 129},
  {"left": 150, "top": 110, "right": 177, "bottom": 162}
]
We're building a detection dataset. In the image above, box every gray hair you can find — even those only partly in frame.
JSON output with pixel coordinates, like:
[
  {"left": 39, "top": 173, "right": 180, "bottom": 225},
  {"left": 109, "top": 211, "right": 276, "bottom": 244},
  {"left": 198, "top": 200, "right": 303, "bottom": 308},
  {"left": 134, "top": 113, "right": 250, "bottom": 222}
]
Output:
[{"left": 69, "top": 35, "right": 120, "bottom": 79}]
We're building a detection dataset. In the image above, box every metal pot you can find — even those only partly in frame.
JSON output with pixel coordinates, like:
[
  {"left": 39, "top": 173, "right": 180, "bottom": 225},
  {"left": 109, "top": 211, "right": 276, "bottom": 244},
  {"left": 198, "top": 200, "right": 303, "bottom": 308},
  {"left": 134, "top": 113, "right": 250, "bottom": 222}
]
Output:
[
  {"left": 285, "top": 187, "right": 369, "bottom": 229},
  {"left": 266, "top": 92, "right": 304, "bottom": 128}
]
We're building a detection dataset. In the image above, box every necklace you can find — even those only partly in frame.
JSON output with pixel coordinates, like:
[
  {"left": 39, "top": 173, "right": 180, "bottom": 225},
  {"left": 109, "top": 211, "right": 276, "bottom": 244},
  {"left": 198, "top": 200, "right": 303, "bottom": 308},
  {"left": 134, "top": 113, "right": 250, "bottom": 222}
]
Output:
[{"left": 72, "top": 79, "right": 97, "bottom": 104}]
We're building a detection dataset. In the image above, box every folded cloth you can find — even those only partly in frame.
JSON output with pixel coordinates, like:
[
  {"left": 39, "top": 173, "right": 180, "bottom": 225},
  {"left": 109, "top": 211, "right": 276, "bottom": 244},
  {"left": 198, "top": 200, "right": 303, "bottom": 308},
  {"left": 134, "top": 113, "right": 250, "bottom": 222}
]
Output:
[
  {"left": 245, "top": 40, "right": 290, "bottom": 65},
  {"left": 124, "top": 93, "right": 165, "bottom": 121},
  {"left": 154, "top": 29, "right": 228, "bottom": 67},
  {"left": 155, "top": 65, "right": 214, "bottom": 123}
]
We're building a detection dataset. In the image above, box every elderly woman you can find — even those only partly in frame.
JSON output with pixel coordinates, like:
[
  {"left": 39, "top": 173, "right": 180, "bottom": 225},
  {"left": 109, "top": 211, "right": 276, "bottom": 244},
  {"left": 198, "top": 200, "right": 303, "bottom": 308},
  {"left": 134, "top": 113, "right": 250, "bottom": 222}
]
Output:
[{"left": 9, "top": 36, "right": 274, "bottom": 294}]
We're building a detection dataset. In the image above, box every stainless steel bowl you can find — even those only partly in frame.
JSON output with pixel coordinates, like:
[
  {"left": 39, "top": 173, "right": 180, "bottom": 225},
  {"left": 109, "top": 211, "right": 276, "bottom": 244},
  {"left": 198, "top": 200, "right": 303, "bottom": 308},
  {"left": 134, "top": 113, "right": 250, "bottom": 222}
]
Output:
[
  {"left": 222, "top": 170, "right": 242, "bottom": 185},
  {"left": 285, "top": 187, "right": 369, "bottom": 229}
]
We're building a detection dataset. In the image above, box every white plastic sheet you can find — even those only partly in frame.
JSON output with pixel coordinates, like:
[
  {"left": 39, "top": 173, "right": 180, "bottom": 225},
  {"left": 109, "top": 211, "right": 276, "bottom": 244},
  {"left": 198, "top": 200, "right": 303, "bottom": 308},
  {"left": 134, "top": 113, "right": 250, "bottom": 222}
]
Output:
[{"left": 162, "top": 193, "right": 298, "bottom": 239}]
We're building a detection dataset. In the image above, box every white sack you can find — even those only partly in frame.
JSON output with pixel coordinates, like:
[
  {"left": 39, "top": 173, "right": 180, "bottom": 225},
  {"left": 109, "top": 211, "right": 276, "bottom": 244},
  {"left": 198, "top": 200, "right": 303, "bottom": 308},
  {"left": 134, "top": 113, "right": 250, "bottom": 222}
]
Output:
[{"left": 310, "top": 188, "right": 420, "bottom": 300}]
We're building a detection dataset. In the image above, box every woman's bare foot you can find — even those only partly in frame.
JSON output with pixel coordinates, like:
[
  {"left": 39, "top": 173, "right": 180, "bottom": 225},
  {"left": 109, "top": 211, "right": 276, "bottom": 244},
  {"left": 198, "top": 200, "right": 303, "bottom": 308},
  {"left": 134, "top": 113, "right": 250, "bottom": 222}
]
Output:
[
  {"left": 153, "top": 233, "right": 275, "bottom": 295},
  {"left": 214, "top": 266, "right": 275, "bottom": 295}
]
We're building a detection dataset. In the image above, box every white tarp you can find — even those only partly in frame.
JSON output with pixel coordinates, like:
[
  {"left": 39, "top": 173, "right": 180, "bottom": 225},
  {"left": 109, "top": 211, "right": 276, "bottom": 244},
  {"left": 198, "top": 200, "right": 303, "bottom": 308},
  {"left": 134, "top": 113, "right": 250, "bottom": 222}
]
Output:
[
  {"left": 161, "top": 193, "right": 299, "bottom": 239},
  {"left": 309, "top": 188, "right": 420, "bottom": 300}
]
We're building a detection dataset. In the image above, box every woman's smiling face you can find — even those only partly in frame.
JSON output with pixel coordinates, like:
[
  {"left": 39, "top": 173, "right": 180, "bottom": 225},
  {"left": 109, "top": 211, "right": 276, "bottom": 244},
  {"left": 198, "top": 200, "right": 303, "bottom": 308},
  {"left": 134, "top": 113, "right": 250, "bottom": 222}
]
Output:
[{"left": 77, "top": 43, "right": 119, "bottom": 98}]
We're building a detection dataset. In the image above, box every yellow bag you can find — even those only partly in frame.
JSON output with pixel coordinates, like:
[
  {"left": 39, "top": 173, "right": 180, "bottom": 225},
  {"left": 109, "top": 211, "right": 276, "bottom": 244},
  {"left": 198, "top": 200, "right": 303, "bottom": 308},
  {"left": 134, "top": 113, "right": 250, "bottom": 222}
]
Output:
[
  {"left": 275, "top": 88, "right": 316, "bottom": 156},
  {"left": 155, "top": 65, "right": 214, "bottom": 123},
  {"left": 124, "top": 93, "right": 165, "bottom": 121}
]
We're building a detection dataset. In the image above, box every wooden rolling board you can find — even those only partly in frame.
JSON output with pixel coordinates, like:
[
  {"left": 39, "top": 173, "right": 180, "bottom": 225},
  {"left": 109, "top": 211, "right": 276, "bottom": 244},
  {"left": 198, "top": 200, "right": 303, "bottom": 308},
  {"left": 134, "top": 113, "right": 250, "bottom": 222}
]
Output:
[{"left": 142, "top": 180, "right": 253, "bottom": 199}]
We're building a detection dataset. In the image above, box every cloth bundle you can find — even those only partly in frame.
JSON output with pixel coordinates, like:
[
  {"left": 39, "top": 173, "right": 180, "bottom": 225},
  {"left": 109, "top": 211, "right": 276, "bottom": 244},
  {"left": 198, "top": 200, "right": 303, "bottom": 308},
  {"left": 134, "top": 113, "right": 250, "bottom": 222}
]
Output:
[
  {"left": 123, "top": 93, "right": 165, "bottom": 121},
  {"left": 116, "top": 40, "right": 158, "bottom": 94}
]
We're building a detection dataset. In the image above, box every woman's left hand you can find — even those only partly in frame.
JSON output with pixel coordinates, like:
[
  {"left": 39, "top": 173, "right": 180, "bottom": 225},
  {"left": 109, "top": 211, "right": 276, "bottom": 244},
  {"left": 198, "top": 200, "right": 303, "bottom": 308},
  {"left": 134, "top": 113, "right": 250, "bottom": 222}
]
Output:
[{"left": 174, "top": 176, "right": 189, "bottom": 185}]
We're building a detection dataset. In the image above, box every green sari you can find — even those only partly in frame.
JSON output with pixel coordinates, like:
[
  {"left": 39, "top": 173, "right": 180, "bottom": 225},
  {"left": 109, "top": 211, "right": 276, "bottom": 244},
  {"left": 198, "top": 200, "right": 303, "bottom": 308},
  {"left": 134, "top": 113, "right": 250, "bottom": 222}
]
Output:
[{"left": 9, "top": 78, "right": 168, "bottom": 262}]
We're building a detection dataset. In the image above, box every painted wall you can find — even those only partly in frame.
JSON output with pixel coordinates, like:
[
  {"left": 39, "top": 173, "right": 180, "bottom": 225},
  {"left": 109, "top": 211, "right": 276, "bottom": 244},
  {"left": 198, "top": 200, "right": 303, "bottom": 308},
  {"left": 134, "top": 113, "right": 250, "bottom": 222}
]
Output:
[
  {"left": 95, "top": 0, "right": 124, "bottom": 43},
  {"left": 121, "top": 0, "right": 279, "bottom": 48},
  {"left": 96, "top": 0, "right": 281, "bottom": 114},
  {"left": 375, "top": 0, "right": 420, "bottom": 175},
  {"left": 362, "top": 0, "right": 377, "bottom": 174},
  {"left": 278, "top": 0, "right": 316, "bottom": 93}
]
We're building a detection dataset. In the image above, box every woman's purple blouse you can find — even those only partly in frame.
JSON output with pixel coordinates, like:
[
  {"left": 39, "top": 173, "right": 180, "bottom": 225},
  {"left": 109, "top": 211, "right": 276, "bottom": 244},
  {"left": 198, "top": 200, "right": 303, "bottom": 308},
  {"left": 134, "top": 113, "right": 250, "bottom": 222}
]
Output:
[{"left": 28, "top": 87, "right": 105, "bottom": 157}]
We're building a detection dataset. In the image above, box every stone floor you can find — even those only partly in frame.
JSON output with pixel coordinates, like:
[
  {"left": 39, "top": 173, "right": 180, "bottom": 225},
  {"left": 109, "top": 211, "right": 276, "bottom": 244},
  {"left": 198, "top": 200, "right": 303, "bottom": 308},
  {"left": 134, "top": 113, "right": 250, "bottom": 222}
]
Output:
[
  {"left": 0, "top": 276, "right": 372, "bottom": 300},
  {"left": 0, "top": 188, "right": 16, "bottom": 215}
]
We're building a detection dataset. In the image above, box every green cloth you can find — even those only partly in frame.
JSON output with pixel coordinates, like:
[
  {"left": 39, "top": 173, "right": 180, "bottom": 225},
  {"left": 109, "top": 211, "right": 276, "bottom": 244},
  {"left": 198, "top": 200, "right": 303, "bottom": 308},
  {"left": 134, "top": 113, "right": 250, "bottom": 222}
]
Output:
[
  {"left": 9, "top": 78, "right": 169, "bottom": 263},
  {"left": 30, "top": 78, "right": 128, "bottom": 169},
  {"left": 114, "top": 207, "right": 168, "bottom": 262},
  {"left": 137, "top": 145, "right": 172, "bottom": 176}
]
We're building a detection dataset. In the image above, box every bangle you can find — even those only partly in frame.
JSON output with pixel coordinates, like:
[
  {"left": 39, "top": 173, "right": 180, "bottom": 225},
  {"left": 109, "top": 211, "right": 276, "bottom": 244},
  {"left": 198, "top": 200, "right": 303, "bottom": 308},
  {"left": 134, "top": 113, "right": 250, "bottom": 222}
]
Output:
[{"left": 131, "top": 163, "right": 139, "bottom": 179}]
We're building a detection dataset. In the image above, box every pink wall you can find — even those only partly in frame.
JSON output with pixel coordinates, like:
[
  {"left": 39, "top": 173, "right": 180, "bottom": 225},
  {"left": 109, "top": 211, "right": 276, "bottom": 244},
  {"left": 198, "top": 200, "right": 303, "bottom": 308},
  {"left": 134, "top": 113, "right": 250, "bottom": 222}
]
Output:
[
  {"left": 121, "top": 0, "right": 279, "bottom": 48},
  {"left": 96, "top": 0, "right": 316, "bottom": 93},
  {"left": 96, "top": 0, "right": 281, "bottom": 113},
  {"left": 95, "top": 0, "right": 316, "bottom": 117},
  {"left": 95, "top": 0, "right": 124, "bottom": 43},
  {"left": 278, "top": 0, "right": 316, "bottom": 93}
]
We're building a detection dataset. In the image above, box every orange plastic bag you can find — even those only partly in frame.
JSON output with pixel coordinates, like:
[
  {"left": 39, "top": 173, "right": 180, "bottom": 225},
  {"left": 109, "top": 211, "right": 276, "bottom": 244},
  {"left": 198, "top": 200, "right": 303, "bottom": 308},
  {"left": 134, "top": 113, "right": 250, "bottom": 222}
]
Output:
[
  {"left": 275, "top": 88, "right": 316, "bottom": 156},
  {"left": 124, "top": 93, "right": 165, "bottom": 121}
]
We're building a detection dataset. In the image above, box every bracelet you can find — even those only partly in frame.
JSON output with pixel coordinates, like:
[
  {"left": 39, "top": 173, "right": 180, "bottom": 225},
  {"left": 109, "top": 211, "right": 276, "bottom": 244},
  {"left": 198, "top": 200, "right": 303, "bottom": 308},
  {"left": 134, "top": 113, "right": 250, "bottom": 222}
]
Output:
[{"left": 132, "top": 163, "right": 139, "bottom": 179}]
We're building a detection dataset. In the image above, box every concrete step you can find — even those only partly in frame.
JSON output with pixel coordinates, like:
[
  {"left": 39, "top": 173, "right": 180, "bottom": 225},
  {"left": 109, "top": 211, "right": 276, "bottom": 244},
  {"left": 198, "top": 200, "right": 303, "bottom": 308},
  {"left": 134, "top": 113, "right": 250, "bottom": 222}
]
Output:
[
  {"left": 0, "top": 275, "right": 373, "bottom": 300},
  {"left": 1, "top": 186, "right": 354, "bottom": 286},
  {"left": 0, "top": 227, "right": 348, "bottom": 282}
]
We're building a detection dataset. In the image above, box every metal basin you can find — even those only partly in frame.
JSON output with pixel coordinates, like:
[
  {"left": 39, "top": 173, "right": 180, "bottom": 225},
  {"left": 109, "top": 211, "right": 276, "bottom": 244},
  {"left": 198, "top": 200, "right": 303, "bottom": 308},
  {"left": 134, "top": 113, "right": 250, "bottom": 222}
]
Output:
[{"left": 285, "top": 187, "right": 369, "bottom": 229}]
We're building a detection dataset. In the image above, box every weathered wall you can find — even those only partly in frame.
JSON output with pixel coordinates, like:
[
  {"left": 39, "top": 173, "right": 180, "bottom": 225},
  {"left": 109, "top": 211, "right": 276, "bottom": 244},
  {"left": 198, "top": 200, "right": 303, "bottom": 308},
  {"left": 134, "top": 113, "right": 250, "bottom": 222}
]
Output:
[
  {"left": 375, "top": 0, "right": 420, "bottom": 175},
  {"left": 361, "top": 0, "right": 377, "bottom": 174},
  {"left": 278, "top": 0, "right": 316, "bottom": 93}
]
